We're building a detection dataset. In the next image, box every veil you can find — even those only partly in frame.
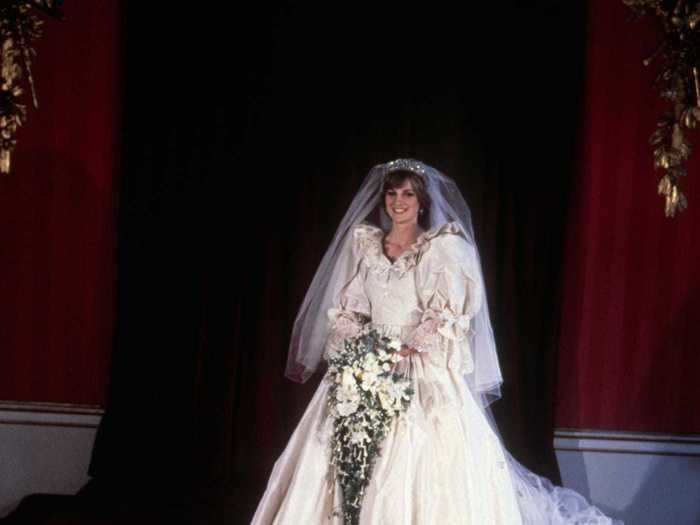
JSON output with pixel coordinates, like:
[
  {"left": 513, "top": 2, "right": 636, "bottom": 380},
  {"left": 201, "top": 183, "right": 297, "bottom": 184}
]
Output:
[
  {"left": 285, "top": 158, "right": 623, "bottom": 525},
  {"left": 285, "top": 158, "right": 503, "bottom": 409}
]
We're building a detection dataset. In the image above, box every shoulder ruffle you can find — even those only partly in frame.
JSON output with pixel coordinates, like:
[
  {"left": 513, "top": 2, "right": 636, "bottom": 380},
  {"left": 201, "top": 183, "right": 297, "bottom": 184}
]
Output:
[
  {"left": 351, "top": 222, "right": 383, "bottom": 259},
  {"left": 352, "top": 223, "right": 384, "bottom": 244},
  {"left": 416, "top": 221, "right": 465, "bottom": 248},
  {"left": 349, "top": 221, "right": 468, "bottom": 278}
]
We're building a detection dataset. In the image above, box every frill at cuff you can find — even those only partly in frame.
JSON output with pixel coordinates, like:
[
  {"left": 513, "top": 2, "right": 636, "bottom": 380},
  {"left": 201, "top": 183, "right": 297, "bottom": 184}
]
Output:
[
  {"left": 323, "top": 307, "right": 367, "bottom": 360},
  {"left": 405, "top": 308, "right": 475, "bottom": 375}
]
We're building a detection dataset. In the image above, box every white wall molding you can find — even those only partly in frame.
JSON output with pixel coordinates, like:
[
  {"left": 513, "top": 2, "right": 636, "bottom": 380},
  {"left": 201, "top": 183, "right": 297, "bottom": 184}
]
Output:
[
  {"left": 554, "top": 427, "right": 700, "bottom": 525},
  {"left": 0, "top": 401, "right": 103, "bottom": 518},
  {"left": 555, "top": 427, "right": 700, "bottom": 457},
  {"left": 2, "top": 409, "right": 699, "bottom": 523}
]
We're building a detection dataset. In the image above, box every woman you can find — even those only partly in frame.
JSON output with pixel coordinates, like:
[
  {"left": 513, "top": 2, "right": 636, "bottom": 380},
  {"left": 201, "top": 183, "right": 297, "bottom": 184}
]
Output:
[{"left": 251, "top": 159, "right": 621, "bottom": 524}]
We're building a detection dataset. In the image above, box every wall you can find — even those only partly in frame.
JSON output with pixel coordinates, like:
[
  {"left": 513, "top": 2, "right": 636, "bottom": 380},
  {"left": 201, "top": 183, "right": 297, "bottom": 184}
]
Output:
[
  {"left": 556, "top": 0, "right": 700, "bottom": 434},
  {"left": 0, "top": 2, "right": 121, "bottom": 406},
  {"left": 0, "top": 402, "right": 102, "bottom": 517}
]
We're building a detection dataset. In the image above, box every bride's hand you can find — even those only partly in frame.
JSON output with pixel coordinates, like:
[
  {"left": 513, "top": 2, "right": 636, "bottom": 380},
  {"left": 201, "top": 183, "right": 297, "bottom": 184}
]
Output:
[
  {"left": 398, "top": 344, "right": 418, "bottom": 357},
  {"left": 390, "top": 345, "right": 417, "bottom": 373}
]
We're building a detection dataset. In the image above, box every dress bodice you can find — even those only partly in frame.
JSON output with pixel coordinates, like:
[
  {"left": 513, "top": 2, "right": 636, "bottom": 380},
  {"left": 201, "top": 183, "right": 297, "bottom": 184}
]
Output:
[
  {"left": 364, "top": 255, "right": 422, "bottom": 328},
  {"left": 326, "top": 221, "right": 483, "bottom": 376},
  {"left": 351, "top": 223, "right": 437, "bottom": 327},
  {"left": 352, "top": 222, "right": 478, "bottom": 328}
]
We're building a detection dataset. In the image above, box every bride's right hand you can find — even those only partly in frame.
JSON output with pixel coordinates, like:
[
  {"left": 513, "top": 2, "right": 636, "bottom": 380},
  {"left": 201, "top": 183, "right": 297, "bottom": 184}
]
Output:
[
  {"left": 390, "top": 345, "right": 416, "bottom": 373},
  {"left": 398, "top": 344, "right": 417, "bottom": 357}
]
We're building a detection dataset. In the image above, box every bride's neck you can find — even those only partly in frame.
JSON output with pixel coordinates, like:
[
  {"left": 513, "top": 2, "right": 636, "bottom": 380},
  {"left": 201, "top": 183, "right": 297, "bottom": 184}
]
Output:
[{"left": 386, "top": 222, "right": 422, "bottom": 246}]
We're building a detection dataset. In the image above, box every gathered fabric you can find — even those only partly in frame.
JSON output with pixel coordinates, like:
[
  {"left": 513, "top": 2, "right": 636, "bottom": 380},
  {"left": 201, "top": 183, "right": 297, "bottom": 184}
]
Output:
[
  {"left": 252, "top": 221, "right": 621, "bottom": 525},
  {"left": 252, "top": 222, "right": 522, "bottom": 524}
]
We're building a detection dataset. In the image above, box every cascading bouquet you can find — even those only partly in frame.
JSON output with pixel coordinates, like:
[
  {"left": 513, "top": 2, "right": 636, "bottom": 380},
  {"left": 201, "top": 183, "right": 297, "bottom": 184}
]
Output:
[{"left": 326, "top": 329, "right": 414, "bottom": 525}]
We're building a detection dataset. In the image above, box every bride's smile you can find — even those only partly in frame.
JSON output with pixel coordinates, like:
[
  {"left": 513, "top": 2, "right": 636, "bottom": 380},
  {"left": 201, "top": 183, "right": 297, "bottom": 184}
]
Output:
[{"left": 384, "top": 180, "right": 419, "bottom": 225}]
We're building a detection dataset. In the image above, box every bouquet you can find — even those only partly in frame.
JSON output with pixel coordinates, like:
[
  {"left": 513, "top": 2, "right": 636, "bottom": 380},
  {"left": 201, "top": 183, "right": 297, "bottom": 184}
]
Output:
[{"left": 326, "top": 329, "right": 414, "bottom": 525}]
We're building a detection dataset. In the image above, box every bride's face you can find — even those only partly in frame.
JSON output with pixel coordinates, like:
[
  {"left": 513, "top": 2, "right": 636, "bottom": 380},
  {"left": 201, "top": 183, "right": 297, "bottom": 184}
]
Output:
[{"left": 385, "top": 179, "right": 419, "bottom": 226}]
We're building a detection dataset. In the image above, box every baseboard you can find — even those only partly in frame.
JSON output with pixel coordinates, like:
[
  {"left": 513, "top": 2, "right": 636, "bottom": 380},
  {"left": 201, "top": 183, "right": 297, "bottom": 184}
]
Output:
[
  {"left": 555, "top": 427, "right": 700, "bottom": 456},
  {"left": 553, "top": 427, "right": 700, "bottom": 525},
  {"left": 2, "top": 408, "right": 698, "bottom": 524},
  {"left": 0, "top": 401, "right": 103, "bottom": 518}
]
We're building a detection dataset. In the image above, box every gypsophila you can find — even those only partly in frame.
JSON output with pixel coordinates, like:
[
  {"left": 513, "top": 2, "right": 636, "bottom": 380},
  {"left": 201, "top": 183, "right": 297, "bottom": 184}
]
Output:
[{"left": 326, "top": 329, "right": 414, "bottom": 525}]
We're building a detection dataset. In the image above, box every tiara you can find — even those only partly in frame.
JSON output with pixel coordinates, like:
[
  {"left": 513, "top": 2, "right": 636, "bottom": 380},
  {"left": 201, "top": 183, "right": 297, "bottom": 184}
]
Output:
[{"left": 385, "top": 158, "right": 428, "bottom": 176}]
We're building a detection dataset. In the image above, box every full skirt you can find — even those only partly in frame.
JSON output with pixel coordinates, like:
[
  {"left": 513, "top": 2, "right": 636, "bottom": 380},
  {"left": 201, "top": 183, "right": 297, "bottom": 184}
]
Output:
[{"left": 251, "top": 349, "right": 523, "bottom": 524}]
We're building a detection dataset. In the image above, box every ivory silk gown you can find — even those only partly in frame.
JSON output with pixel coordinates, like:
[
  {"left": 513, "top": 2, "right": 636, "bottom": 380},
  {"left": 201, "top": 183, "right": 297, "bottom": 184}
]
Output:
[{"left": 251, "top": 222, "right": 619, "bottom": 525}]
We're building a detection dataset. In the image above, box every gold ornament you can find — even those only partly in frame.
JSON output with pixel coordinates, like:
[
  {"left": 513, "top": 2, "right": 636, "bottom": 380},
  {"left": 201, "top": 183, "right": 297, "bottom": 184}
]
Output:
[
  {"left": 0, "top": 1, "right": 62, "bottom": 174},
  {"left": 624, "top": 0, "right": 700, "bottom": 217}
]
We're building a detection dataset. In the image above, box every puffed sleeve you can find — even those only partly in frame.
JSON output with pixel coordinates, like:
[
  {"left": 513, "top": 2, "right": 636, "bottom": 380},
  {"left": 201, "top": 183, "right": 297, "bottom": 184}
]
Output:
[
  {"left": 323, "top": 225, "right": 373, "bottom": 360},
  {"left": 405, "top": 224, "right": 482, "bottom": 374}
]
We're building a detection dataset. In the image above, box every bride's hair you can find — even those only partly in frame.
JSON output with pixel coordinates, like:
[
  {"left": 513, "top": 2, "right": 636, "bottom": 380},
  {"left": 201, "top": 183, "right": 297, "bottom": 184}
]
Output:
[{"left": 382, "top": 170, "right": 432, "bottom": 230}]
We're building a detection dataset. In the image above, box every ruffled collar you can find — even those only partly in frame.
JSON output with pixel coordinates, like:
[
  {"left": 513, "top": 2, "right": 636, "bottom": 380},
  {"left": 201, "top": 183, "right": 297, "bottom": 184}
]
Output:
[{"left": 355, "top": 221, "right": 464, "bottom": 277}]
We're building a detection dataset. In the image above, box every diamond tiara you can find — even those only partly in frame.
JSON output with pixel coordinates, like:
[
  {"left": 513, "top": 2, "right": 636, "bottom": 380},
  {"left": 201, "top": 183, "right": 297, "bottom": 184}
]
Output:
[{"left": 385, "top": 158, "right": 428, "bottom": 176}]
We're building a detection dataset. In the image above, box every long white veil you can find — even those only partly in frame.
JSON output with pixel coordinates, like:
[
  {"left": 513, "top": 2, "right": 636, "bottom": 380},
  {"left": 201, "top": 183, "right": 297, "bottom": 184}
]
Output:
[
  {"left": 285, "top": 159, "right": 623, "bottom": 525},
  {"left": 286, "top": 158, "right": 502, "bottom": 409}
]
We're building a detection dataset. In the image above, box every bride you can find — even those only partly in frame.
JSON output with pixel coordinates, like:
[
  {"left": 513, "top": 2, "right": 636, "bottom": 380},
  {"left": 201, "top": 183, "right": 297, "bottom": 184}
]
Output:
[{"left": 251, "top": 159, "right": 622, "bottom": 524}]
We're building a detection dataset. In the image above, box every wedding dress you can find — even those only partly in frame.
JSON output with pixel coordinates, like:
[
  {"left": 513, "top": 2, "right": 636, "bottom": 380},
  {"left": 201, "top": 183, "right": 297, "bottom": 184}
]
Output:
[{"left": 250, "top": 221, "right": 621, "bottom": 525}]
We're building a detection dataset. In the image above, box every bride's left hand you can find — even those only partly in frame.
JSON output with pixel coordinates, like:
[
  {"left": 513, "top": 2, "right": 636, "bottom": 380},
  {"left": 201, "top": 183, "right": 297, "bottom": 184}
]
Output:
[
  {"left": 390, "top": 345, "right": 418, "bottom": 373},
  {"left": 398, "top": 344, "right": 418, "bottom": 357}
]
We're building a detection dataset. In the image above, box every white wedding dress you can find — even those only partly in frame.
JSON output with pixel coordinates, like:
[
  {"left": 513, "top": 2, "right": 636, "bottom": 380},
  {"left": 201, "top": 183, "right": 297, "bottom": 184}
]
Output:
[{"left": 251, "top": 222, "right": 620, "bottom": 525}]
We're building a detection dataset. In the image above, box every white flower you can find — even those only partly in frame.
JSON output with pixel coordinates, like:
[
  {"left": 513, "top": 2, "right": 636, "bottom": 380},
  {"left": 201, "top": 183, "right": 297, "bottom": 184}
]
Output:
[
  {"left": 378, "top": 391, "right": 393, "bottom": 411},
  {"left": 336, "top": 384, "right": 360, "bottom": 404},
  {"left": 341, "top": 369, "right": 356, "bottom": 390},
  {"left": 360, "top": 371, "right": 378, "bottom": 391},
  {"left": 390, "top": 352, "right": 403, "bottom": 363},
  {"left": 337, "top": 401, "right": 359, "bottom": 417},
  {"left": 382, "top": 362, "right": 391, "bottom": 372},
  {"left": 363, "top": 353, "right": 379, "bottom": 372},
  {"left": 350, "top": 430, "right": 368, "bottom": 444},
  {"left": 387, "top": 339, "right": 401, "bottom": 351}
]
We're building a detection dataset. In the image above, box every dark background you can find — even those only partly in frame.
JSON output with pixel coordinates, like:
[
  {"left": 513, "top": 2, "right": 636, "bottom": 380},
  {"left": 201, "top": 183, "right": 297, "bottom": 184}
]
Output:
[
  {"left": 5, "top": 2, "right": 700, "bottom": 524},
  {"left": 86, "top": 2, "right": 586, "bottom": 522}
]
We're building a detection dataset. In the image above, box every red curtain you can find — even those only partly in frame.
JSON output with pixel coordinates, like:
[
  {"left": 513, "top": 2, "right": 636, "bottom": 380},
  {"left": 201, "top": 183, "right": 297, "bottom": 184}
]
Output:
[
  {"left": 556, "top": 0, "right": 700, "bottom": 434},
  {"left": 0, "top": 2, "right": 121, "bottom": 406}
]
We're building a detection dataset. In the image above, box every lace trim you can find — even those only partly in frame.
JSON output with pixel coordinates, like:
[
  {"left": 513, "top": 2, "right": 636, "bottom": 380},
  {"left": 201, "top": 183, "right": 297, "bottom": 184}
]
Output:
[
  {"left": 324, "top": 309, "right": 366, "bottom": 360},
  {"left": 353, "top": 222, "right": 464, "bottom": 278},
  {"left": 405, "top": 318, "right": 441, "bottom": 353},
  {"left": 327, "top": 309, "right": 365, "bottom": 338}
]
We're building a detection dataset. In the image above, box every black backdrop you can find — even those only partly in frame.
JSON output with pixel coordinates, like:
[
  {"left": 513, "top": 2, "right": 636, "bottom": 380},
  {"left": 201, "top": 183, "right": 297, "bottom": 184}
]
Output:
[{"left": 88, "top": 2, "right": 587, "bottom": 523}]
